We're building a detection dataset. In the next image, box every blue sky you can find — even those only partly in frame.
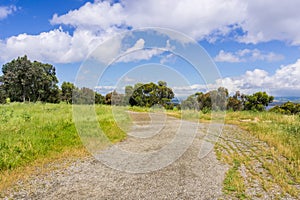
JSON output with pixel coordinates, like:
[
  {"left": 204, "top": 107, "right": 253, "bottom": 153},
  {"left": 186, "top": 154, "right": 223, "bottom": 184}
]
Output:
[{"left": 0, "top": 0, "right": 300, "bottom": 97}]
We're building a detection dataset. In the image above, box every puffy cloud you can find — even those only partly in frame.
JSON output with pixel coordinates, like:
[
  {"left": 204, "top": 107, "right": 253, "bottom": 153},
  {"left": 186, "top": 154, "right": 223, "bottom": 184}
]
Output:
[
  {"left": 215, "top": 49, "right": 284, "bottom": 63},
  {"left": 118, "top": 48, "right": 163, "bottom": 63},
  {"left": 94, "top": 85, "right": 116, "bottom": 95},
  {"left": 214, "top": 50, "right": 242, "bottom": 63},
  {"left": 51, "top": 0, "right": 246, "bottom": 41},
  {"left": 216, "top": 59, "right": 300, "bottom": 96},
  {"left": 50, "top": 1, "right": 125, "bottom": 30},
  {"left": 1, "top": 0, "right": 300, "bottom": 64},
  {"left": 239, "top": 0, "right": 300, "bottom": 45},
  {"left": 0, "top": 5, "right": 17, "bottom": 20},
  {"left": 117, "top": 39, "right": 164, "bottom": 63},
  {"left": 160, "top": 53, "right": 176, "bottom": 65},
  {"left": 50, "top": 0, "right": 300, "bottom": 45},
  {"left": 173, "top": 59, "right": 300, "bottom": 97},
  {"left": 0, "top": 27, "right": 119, "bottom": 63}
]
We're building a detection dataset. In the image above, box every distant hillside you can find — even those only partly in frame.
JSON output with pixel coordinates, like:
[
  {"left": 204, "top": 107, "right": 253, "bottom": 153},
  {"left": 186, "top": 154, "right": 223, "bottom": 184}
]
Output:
[
  {"left": 272, "top": 96, "right": 300, "bottom": 104},
  {"left": 267, "top": 96, "right": 300, "bottom": 110}
]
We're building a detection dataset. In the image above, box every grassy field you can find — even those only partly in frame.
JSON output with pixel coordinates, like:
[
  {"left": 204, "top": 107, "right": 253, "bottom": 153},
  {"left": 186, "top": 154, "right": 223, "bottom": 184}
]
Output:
[{"left": 0, "top": 103, "right": 126, "bottom": 191}]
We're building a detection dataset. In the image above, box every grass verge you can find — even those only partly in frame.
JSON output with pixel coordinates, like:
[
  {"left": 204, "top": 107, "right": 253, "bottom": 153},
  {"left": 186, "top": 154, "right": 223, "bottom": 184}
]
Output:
[
  {"left": 167, "top": 109, "right": 299, "bottom": 197},
  {"left": 0, "top": 103, "right": 126, "bottom": 192}
]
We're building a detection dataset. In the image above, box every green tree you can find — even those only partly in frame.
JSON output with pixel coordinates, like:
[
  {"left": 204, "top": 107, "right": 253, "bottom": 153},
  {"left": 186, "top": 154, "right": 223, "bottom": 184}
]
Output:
[
  {"left": 129, "top": 81, "right": 174, "bottom": 107},
  {"left": 210, "top": 87, "right": 228, "bottom": 110},
  {"left": 197, "top": 92, "right": 211, "bottom": 110},
  {"left": 1, "top": 55, "right": 59, "bottom": 102},
  {"left": 244, "top": 91, "right": 274, "bottom": 111},
  {"left": 124, "top": 85, "right": 134, "bottom": 105},
  {"left": 195, "top": 87, "right": 228, "bottom": 111},
  {"left": 31, "top": 61, "right": 60, "bottom": 102},
  {"left": 270, "top": 102, "right": 300, "bottom": 115},
  {"left": 105, "top": 90, "right": 124, "bottom": 105},
  {"left": 227, "top": 91, "right": 243, "bottom": 111},
  {"left": 73, "top": 87, "right": 94, "bottom": 105},
  {"left": 227, "top": 97, "right": 242, "bottom": 111},
  {"left": 2, "top": 55, "right": 32, "bottom": 102},
  {"left": 158, "top": 80, "right": 167, "bottom": 87},
  {"left": 95, "top": 92, "right": 105, "bottom": 104},
  {"left": 61, "top": 82, "right": 76, "bottom": 104},
  {"left": 181, "top": 93, "right": 199, "bottom": 110},
  {"left": 0, "top": 84, "right": 6, "bottom": 104}
]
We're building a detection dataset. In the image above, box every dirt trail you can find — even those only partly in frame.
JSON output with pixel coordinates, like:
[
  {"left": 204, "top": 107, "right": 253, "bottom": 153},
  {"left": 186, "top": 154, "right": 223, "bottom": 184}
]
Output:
[
  {"left": 3, "top": 113, "right": 228, "bottom": 200},
  {"left": 216, "top": 125, "right": 300, "bottom": 200}
]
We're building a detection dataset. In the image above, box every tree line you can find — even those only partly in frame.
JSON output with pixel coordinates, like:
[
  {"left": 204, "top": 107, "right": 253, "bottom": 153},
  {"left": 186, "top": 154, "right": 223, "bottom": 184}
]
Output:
[
  {"left": 181, "top": 87, "right": 274, "bottom": 112},
  {"left": 0, "top": 56, "right": 175, "bottom": 106},
  {"left": 1, "top": 56, "right": 282, "bottom": 113}
]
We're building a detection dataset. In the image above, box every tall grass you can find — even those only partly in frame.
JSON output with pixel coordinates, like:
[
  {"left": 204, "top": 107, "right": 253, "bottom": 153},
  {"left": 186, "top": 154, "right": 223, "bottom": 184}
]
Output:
[
  {"left": 225, "top": 111, "right": 300, "bottom": 163},
  {"left": 0, "top": 103, "right": 80, "bottom": 171},
  {"left": 168, "top": 111, "right": 300, "bottom": 195},
  {"left": 0, "top": 103, "right": 127, "bottom": 191}
]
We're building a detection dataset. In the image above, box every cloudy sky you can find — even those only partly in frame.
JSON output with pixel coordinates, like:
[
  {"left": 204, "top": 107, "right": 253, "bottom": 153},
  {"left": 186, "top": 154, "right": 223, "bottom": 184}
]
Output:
[{"left": 0, "top": 0, "right": 300, "bottom": 97}]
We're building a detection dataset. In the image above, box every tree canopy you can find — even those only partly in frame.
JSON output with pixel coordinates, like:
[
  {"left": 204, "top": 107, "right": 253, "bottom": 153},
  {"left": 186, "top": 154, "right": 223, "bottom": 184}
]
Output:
[
  {"left": 61, "top": 81, "right": 75, "bottom": 104},
  {"left": 0, "top": 56, "right": 276, "bottom": 112},
  {"left": 1, "top": 55, "right": 60, "bottom": 103},
  {"left": 269, "top": 102, "right": 300, "bottom": 115},
  {"left": 128, "top": 81, "right": 174, "bottom": 107},
  {"left": 244, "top": 91, "right": 274, "bottom": 111}
]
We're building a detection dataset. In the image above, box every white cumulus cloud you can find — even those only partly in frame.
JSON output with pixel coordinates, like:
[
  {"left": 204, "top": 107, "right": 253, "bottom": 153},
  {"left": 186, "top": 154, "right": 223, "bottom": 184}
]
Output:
[
  {"left": 214, "top": 50, "right": 242, "bottom": 63},
  {"left": 1, "top": 0, "right": 300, "bottom": 64},
  {"left": 0, "top": 27, "right": 119, "bottom": 63},
  {"left": 216, "top": 59, "right": 300, "bottom": 96},
  {"left": 173, "top": 59, "right": 300, "bottom": 97},
  {"left": 215, "top": 49, "right": 284, "bottom": 63},
  {"left": 50, "top": 0, "right": 300, "bottom": 45},
  {"left": 0, "top": 5, "right": 17, "bottom": 20},
  {"left": 239, "top": 0, "right": 300, "bottom": 45},
  {"left": 51, "top": 1, "right": 125, "bottom": 30}
]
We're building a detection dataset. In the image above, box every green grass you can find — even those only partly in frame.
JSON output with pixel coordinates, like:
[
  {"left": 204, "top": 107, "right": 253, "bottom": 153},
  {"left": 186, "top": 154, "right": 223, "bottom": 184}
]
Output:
[
  {"left": 174, "top": 110, "right": 300, "bottom": 164},
  {"left": 0, "top": 103, "right": 127, "bottom": 190},
  {"left": 225, "top": 111, "right": 300, "bottom": 195},
  {"left": 223, "top": 158, "right": 247, "bottom": 199},
  {"left": 168, "top": 109, "right": 300, "bottom": 197},
  {"left": 0, "top": 103, "right": 78, "bottom": 171},
  {"left": 225, "top": 111, "right": 300, "bottom": 165}
]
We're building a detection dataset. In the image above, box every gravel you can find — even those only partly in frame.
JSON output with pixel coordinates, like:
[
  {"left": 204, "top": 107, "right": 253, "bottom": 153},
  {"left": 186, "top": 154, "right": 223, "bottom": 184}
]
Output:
[{"left": 3, "top": 113, "right": 229, "bottom": 200}]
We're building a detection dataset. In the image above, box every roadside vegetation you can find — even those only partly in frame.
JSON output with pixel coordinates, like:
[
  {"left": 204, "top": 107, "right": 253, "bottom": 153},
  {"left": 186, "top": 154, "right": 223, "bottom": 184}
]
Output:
[
  {"left": 0, "top": 103, "right": 126, "bottom": 191},
  {"left": 220, "top": 111, "right": 299, "bottom": 198},
  {"left": 166, "top": 109, "right": 300, "bottom": 198}
]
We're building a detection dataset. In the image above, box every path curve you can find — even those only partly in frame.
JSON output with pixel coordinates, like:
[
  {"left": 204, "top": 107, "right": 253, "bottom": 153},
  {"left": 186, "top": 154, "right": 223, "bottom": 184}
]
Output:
[{"left": 4, "top": 113, "right": 228, "bottom": 199}]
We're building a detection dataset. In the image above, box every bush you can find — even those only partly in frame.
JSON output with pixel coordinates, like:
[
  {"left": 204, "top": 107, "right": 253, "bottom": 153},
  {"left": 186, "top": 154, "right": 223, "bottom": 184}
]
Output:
[
  {"left": 269, "top": 102, "right": 300, "bottom": 115},
  {"left": 202, "top": 107, "right": 211, "bottom": 114},
  {"left": 6, "top": 97, "right": 10, "bottom": 104},
  {"left": 244, "top": 92, "right": 274, "bottom": 111}
]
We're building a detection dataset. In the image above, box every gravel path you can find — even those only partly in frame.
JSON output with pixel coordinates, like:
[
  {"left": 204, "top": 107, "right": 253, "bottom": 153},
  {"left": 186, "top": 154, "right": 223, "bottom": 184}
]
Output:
[{"left": 3, "top": 113, "right": 229, "bottom": 200}]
